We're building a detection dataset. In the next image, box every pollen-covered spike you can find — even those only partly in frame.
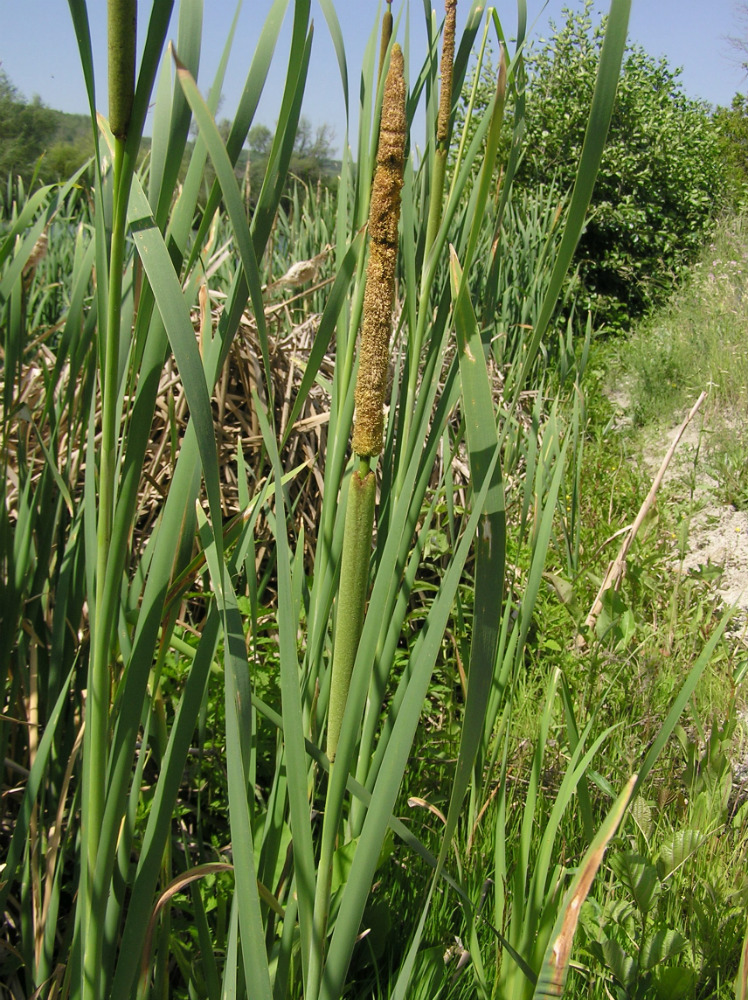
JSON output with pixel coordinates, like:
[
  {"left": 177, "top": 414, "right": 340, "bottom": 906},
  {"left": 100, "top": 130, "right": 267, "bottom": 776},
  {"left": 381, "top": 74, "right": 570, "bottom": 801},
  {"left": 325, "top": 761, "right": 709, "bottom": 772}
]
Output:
[
  {"left": 353, "top": 44, "right": 407, "bottom": 458},
  {"left": 437, "top": 0, "right": 457, "bottom": 147}
]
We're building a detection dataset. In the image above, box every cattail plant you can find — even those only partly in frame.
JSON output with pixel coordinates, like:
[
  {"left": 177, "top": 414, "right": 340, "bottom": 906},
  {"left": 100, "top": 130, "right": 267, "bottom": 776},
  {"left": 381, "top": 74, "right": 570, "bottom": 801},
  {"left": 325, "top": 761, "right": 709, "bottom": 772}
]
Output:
[
  {"left": 327, "top": 43, "right": 406, "bottom": 763},
  {"left": 81, "top": 2, "right": 137, "bottom": 996},
  {"left": 308, "top": 43, "right": 406, "bottom": 998}
]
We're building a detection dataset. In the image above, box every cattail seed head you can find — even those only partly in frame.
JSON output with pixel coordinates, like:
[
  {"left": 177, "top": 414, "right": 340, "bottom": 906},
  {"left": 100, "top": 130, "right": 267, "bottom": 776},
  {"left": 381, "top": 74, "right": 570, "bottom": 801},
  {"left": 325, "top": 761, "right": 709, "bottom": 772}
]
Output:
[
  {"left": 108, "top": 0, "right": 137, "bottom": 139},
  {"left": 353, "top": 44, "right": 406, "bottom": 458},
  {"left": 378, "top": 0, "right": 394, "bottom": 84}
]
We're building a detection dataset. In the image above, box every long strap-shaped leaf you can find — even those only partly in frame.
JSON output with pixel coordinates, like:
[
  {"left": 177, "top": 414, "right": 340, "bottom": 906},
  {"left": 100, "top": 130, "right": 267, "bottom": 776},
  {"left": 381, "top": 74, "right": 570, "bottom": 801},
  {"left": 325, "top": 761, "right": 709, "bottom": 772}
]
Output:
[
  {"left": 317, "top": 0, "right": 349, "bottom": 122},
  {"left": 174, "top": 56, "right": 273, "bottom": 412},
  {"left": 443, "top": 246, "right": 505, "bottom": 845},
  {"left": 254, "top": 395, "right": 318, "bottom": 985},
  {"left": 188, "top": 0, "right": 302, "bottom": 267},
  {"left": 199, "top": 506, "right": 273, "bottom": 1000},
  {"left": 149, "top": 0, "right": 205, "bottom": 223},
  {"left": 109, "top": 609, "right": 221, "bottom": 1000},
  {"left": 120, "top": 164, "right": 224, "bottom": 558},
  {"left": 737, "top": 917, "right": 748, "bottom": 1000}
]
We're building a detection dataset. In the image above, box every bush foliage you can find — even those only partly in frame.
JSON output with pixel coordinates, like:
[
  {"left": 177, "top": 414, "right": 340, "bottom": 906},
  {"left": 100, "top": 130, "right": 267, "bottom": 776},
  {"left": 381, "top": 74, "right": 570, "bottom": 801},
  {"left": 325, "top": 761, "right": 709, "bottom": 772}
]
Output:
[
  {"left": 459, "top": 2, "right": 725, "bottom": 331},
  {"left": 520, "top": 3, "right": 724, "bottom": 328},
  {"left": 715, "top": 94, "right": 748, "bottom": 200}
]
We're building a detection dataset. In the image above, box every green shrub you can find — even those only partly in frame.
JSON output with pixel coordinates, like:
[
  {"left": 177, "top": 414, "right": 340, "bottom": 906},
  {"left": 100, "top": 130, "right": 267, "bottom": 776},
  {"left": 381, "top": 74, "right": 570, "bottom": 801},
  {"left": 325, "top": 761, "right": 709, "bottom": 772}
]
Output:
[
  {"left": 518, "top": 2, "right": 724, "bottom": 330},
  {"left": 451, "top": 2, "right": 720, "bottom": 334}
]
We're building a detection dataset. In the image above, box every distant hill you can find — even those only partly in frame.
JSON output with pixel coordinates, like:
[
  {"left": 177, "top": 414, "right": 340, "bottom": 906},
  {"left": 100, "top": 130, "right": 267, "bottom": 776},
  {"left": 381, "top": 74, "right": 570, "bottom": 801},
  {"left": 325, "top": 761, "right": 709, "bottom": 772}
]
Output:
[
  {"left": 0, "top": 68, "right": 98, "bottom": 190},
  {"left": 2, "top": 67, "right": 338, "bottom": 209}
]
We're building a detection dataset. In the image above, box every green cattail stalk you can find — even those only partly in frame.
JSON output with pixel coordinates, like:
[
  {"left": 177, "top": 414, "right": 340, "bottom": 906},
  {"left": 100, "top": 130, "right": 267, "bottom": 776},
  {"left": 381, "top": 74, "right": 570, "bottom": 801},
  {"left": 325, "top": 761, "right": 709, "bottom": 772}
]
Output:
[
  {"left": 108, "top": 0, "right": 137, "bottom": 139},
  {"left": 87, "top": 0, "right": 137, "bottom": 870},
  {"left": 326, "top": 470, "right": 377, "bottom": 761},
  {"left": 82, "top": 5, "right": 137, "bottom": 998},
  {"left": 425, "top": 0, "right": 457, "bottom": 256},
  {"left": 352, "top": 43, "right": 407, "bottom": 459}
]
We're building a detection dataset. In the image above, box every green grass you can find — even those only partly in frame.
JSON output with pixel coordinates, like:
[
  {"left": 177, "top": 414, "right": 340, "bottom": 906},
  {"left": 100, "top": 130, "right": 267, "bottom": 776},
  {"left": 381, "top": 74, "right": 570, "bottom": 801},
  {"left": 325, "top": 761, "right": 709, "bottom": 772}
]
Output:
[{"left": 622, "top": 211, "right": 748, "bottom": 428}]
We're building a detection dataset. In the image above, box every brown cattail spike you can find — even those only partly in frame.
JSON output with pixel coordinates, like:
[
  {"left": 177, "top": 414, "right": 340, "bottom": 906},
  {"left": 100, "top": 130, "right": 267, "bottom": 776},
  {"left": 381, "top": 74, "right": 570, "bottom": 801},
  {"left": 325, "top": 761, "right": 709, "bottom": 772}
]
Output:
[
  {"left": 352, "top": 44, "right": 407, "bottom": 459},
  {"left": 437, "top": 0, "right": 457, "bottom": 147}
]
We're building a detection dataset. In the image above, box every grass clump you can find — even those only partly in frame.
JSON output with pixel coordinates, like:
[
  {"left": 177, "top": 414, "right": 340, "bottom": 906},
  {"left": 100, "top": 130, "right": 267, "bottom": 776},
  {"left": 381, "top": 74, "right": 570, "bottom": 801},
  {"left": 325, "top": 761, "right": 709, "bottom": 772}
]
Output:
[{"left": 624, "top": 211, "right": 748, "bottom": 427}]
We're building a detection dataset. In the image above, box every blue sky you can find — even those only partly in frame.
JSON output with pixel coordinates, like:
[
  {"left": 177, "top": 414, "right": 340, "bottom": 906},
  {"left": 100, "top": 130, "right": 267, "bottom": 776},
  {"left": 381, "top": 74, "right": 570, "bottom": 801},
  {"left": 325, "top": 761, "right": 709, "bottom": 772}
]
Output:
[{"left": 1, "top": 1, "right": 745, "bottom": 156}]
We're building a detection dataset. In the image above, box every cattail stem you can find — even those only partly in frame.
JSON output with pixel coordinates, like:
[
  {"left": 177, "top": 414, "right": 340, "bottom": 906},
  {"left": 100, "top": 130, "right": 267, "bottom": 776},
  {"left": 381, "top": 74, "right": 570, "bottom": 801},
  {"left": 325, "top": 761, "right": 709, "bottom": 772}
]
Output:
[
  {"left": 326, "top": 470, "right": 377, "bottom": 762},
  {"left": 81, "top": 8, "right": 136, "bottom": 998}
]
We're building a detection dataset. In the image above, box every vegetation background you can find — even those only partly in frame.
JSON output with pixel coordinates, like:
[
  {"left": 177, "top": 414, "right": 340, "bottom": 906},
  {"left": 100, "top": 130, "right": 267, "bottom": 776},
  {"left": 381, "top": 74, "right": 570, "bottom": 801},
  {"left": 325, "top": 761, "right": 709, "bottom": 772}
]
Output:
[{"left": 2, "top": 0, "right": 748, "bottom": 998}]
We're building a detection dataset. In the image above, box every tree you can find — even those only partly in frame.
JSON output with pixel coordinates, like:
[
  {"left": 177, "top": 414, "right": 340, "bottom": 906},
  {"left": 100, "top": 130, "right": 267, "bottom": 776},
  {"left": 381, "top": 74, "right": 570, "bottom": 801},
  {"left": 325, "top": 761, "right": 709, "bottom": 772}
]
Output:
[
  {"left": 289, "top": 116, "right": 335, "bottom": 183},
  {"left": 245, "top": 116, "right": 336, "bottom": 196},
  {"left": 248, "top": 123, "right": 272, "bottom": 158},
  {"left": 0, "top": 70, "right": 57, "bottom": 185},
  {"left": 41, "top": 139, "right": 94, "bottom": 183}
]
